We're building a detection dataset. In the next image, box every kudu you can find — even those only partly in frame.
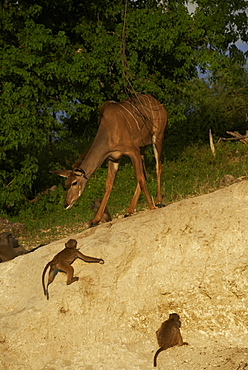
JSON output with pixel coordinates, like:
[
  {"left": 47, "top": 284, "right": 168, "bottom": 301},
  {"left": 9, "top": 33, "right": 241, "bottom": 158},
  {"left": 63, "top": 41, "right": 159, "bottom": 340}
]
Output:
[{"left": 52, "top": 94, "right": 168, "bottom": 226}]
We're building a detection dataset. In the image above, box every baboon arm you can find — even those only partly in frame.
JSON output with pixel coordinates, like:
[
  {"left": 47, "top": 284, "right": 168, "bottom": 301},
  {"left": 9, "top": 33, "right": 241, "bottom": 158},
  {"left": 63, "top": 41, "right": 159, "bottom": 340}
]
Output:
[
  {"left": 15, "top": 246, "right": 28, "bottom": 256},
  {"left": 177, "top": 332, "right": 184, "bottom": 346},
  {"left": 76, "top": 250, "right": 104, "bottom": 263}
]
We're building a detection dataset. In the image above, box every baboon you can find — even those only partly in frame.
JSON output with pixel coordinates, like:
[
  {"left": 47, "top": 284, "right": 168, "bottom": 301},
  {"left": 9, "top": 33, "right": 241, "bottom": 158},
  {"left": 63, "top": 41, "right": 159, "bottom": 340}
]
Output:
[
  {"left": 90, "top": 198, "right": 112, "bottom": 225},
  {"left": 42, "top": 239, "right": 104, "bottom": 300},
  {"left": 0, "top": 232, "right": 27, "bottom": 262},
  {"left": 153, "top": 313, "right": 188, "bottom": 367},
  {"left": 0, "top": 232, "right": 44, "bottom": 262}
]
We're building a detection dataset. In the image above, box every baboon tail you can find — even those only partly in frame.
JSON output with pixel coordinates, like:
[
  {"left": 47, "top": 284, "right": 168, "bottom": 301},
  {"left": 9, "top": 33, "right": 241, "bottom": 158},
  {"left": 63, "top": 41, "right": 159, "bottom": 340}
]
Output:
[
  {"left": 153, "top": 347, "right": 163, "bottom": 367},
  {"left": 42, "top": 262, "right": 50, "bottom": 297},
  {"left": 46, "top": 285, "right": 49, "bottom": 300}
]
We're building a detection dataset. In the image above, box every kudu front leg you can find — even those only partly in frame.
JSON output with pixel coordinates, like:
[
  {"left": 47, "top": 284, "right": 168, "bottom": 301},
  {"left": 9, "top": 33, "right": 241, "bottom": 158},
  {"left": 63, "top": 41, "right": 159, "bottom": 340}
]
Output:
[{"left": 89, "top": 160, "right": 119, "bottom": 227}]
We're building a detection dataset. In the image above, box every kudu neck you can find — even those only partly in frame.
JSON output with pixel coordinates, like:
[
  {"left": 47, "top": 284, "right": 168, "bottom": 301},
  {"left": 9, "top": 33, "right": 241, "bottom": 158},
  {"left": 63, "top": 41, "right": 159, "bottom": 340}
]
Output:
[{"left": 78, "top": 128, "right": 109, "bottom": 179}]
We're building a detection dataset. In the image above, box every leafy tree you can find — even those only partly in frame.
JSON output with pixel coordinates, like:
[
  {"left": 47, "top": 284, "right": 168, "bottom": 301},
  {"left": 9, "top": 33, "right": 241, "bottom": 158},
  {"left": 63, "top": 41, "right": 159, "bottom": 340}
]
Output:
[{"left": 182, "top": 64, "right": 248, "bottom": 144}]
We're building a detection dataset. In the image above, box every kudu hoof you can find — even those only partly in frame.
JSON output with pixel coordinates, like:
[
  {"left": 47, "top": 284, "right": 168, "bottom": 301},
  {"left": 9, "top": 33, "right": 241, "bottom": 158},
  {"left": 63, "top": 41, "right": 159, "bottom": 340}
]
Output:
[
  {"left": 89, "top": 222, "right": 98, "bottom": 228},
  {"left": 155, "top": 203, "right": 166, "bottom": 208},
  {"left": 124, "top": 214, "right": 132, "bottom": 218}
]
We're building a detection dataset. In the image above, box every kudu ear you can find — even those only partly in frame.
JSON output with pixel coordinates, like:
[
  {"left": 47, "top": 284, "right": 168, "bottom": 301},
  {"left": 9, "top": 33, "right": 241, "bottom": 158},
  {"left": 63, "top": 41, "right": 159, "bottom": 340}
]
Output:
[
  {"left": 73, "top": 168, "right": 87, "bottom": 178},
  {"left": 50, "top": 170, "right": 72, "bottom": 178}
]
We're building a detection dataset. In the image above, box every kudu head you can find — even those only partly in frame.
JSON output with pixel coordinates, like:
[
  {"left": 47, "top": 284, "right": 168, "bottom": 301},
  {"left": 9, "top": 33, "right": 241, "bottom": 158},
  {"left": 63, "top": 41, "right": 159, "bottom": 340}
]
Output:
[{"left": 51, "top": 168, "right": 88, "bottom": 209}]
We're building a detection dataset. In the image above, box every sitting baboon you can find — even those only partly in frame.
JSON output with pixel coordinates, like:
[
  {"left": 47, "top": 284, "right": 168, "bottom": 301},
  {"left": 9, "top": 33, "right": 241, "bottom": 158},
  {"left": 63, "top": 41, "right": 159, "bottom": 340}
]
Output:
[
  {"left": 90, "top": 198, "right": 112, "bottom": 225},
  {"left": 42, "top": 238, "right": 104, "bottom": 300},
  {"left": 153, "top": 313, "right": 188, "bottom": 367},
  {"left": 0, "top": 232, "right": 44, "bottom": 262},
  {"left": 0, "top": 232, "right": 27, "bottom": 262}
]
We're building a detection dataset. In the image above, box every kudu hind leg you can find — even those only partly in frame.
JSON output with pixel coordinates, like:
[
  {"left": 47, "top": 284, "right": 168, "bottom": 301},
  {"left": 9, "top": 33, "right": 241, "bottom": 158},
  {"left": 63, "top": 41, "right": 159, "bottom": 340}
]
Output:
[
  {"left": 129, "top": 151, "right": 155, "bottom": 212},
  {"left": 153, "top": 138, "right": 165, "bottom": 207},
  {"left": 125, "top": 152, "right": 146, "bottom": 216},
  {"left": 125, "top": 183, "right": 142, "bottom": 216}
]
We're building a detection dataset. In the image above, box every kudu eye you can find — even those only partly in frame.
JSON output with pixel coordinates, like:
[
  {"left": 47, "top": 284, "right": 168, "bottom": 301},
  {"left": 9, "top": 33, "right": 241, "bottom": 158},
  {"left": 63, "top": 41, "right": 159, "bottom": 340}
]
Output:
[{"left": 72, "top": 181, "right": 78, "bottom": 186}]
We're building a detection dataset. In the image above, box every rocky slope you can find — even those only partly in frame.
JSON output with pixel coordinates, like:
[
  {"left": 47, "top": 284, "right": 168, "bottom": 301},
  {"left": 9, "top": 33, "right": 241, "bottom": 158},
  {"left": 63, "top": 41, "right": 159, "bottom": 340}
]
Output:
[{"left": 1, "top": 181, "right": 248, "bottom": 369}]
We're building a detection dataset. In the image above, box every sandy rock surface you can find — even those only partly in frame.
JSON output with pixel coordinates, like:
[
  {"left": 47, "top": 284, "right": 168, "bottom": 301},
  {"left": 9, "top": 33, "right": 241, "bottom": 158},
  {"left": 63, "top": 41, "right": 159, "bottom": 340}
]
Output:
[{"left": 1, "top": 181, "right": 248, "bottom": 369}]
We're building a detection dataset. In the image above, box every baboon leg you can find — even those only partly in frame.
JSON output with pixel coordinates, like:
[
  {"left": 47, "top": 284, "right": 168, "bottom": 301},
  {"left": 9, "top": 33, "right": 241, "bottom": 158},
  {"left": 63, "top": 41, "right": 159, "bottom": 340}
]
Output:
[
  {"left": 57, "top": 262, "right": 78, "bottom": 285},
  {"left": 47, "top": 265, "right": 57, "bottom": 285}
]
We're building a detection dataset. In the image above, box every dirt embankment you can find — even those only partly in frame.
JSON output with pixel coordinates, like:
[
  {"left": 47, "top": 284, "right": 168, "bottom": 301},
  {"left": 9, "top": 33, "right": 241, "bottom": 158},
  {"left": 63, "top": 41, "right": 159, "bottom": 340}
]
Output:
[{"left": 1, "top": 181, "right": 248, "bottom": 369}]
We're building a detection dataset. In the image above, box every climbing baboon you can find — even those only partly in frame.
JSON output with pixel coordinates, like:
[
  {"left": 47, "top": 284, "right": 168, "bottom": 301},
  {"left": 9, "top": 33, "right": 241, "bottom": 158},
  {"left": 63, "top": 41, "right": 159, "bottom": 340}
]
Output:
[
  {"left": 153, "top": 313, "right": 188, "bottom": 367},
  {"left": 42, "top": 239, "right": 104, "bottom": 300},
  {"left": 0, "top": 232, "right": 27, "bottom": 262},
  {"left": 90, "top": 198, "right": 112, "bottom": 224}
]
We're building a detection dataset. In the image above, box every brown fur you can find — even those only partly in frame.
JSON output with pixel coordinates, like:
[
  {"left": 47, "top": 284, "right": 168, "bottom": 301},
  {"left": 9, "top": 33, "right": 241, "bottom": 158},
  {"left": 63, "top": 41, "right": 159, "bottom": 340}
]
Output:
[
  {"left": 51, "top": 94, "right": 168, "bottom": 227},
  {"left": 154, "top": 313, "right": 188, "bottom": 367},
  {"left": 90, "top": 198, "right": 112, "bottom": 224},
  {"left": 42, "top": 239, "right": 104, "bottom": 300},
  {"left": 0, "top": 232, "right": 28, "bottom": 262},
  {"left": 0, "top": 232, "right": 44, "bottom": 262}
]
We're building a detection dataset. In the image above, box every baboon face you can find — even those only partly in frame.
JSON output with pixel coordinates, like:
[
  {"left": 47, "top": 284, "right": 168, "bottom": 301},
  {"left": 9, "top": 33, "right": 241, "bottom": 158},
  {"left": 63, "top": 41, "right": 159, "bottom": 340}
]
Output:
[
  {"left": 90, "top": 199, "right": 101, "bottom": 210},
  {"left": 0, "top": 232, "right": 25, "bottom": 262},
  {"left": 0, "top": 232, "right": 19, "bottom": 248}
]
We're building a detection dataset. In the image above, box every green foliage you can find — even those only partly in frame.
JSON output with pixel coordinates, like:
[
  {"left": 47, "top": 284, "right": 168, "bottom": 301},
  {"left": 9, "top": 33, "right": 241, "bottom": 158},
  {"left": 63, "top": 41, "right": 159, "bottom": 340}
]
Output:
[{"left": 181, "top": 64, "right": 248, "bottom": 145}]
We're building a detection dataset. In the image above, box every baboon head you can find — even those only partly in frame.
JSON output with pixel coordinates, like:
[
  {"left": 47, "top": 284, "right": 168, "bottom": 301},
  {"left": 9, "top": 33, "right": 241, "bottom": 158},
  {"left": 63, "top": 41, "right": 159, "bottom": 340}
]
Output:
[
  {"left": 65, "top": 239, "right": 77, "bottom": 249},
  {"left": 0, "top": 232, "right": 19, "bottom": 248},
  {"left": 169, "top": 313, "right": 181, "bottom": 327},
  {"left": 90, "top": 199, "right": 101, "bottom": 210}
]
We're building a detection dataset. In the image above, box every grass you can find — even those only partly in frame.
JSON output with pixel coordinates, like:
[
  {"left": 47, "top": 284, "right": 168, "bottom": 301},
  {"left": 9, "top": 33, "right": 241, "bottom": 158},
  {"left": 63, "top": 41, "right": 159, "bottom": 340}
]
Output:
[{"left": 2, "top": 140, "right": 248, "bottom": 249}]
